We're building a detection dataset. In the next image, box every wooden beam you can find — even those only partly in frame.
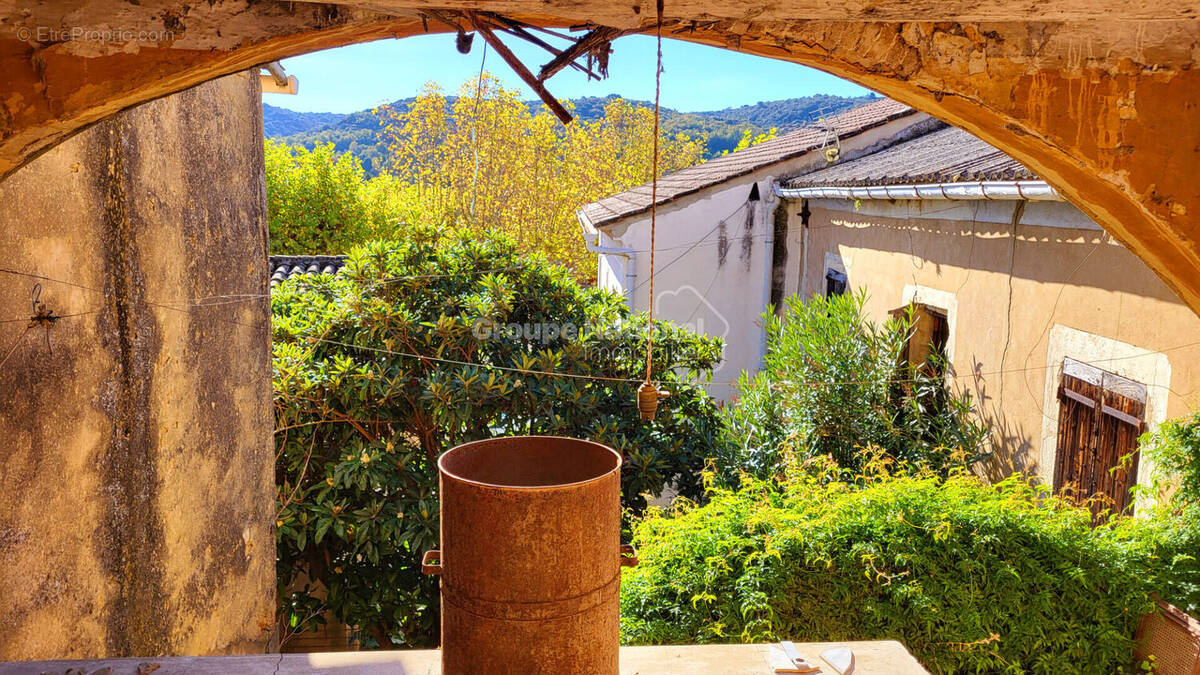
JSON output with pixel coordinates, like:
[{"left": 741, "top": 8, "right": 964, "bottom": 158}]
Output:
[
  {"left": 467, "top": 12, "right": 574, "bottom": 125},
  {"left": 538, "top": 26, "right": 624, "bottom": 81},
  {"left": 482, "top": 15, "right": 601, "bottom": 79}
]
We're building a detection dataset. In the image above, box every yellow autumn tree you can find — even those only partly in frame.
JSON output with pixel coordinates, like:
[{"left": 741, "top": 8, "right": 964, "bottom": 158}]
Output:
[{"left": 378, "top": 75, "right": 706, "bottom": 277}]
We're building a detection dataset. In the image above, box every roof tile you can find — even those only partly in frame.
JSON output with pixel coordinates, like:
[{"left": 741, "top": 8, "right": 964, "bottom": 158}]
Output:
[
  {"left": 269, "top": 255, "right": 347, "bottom": 288},
  {"left": 782, "top": 124, "right": 1036, "bottom": 188}
]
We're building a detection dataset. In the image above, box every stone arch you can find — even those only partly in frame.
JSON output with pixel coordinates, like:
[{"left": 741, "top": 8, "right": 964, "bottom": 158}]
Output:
[{"left": 1, "top": 7, "right": 1197, "bottom": 311}]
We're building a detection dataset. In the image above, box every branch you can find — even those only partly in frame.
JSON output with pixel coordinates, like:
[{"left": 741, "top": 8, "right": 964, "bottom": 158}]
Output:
[
  {"left": 467, "top": 13, "right": 574, "bottom": 125},
  {"left": 278, "top": 432, "right": 318, "bottom": 513},
  {"left": 337, "top": 414, "right": 378, "bottom": 443}
]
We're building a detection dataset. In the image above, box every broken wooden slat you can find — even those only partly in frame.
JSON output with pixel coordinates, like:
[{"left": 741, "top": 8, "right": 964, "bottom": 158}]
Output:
[
  {"left": 467, "top": 12, "right": 574, "bottom": 124},
  {"left": 538, "top": 25, "right": 623, "bottom": 81}
]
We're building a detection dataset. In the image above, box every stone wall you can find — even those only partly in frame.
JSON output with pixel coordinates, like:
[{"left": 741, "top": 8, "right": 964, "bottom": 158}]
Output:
[{"left": 0, "top": 72, "right": 274, "bottom": 659}]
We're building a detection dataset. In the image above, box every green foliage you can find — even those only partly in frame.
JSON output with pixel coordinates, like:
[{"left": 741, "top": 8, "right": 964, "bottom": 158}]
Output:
[
  {"left": 1139, "top": 411, "right": 1200, "bottom": 507},
  {"left": 264, "top": 140, "right": 404, "bottom": 254},
  {"left": 720, "top": 291, "right": 989, "bottom": 482},
  {"left": 1133, "top": 414, "right": 1200, "bottom": 615},
  {"left": 620, "top": 465, "right": 1192, "bottom": 673},
  {"left": 272, "top": 228, "right": 725, "bottom": 646},
  {"left": 1114, "top": 503, "right": 1200, "bottom": 616}
]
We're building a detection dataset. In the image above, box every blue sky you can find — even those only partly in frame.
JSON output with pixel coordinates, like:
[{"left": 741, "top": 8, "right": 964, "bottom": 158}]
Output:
[{"left": 269, "top": 34, "right": 872, "bottom": 114}]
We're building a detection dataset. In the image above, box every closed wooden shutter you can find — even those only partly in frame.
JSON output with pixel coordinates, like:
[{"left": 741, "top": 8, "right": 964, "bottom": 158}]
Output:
[{"left": 1053, "top": 358, "right": 1146, "bottom": 517}]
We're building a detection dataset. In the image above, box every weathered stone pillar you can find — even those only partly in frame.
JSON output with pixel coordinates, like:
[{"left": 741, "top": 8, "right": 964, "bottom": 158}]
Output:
[{"left": 0, "top": 71, "right": 274, "bottom": 659}]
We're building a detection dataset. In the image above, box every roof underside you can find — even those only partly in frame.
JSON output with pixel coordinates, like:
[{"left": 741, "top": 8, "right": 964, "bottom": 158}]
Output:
[
  {"left": 579, "top": 98, "right": 916, "bottom": 229},
  {"left": 782, "top": 124, "right": 1037, "bottom": 188}
]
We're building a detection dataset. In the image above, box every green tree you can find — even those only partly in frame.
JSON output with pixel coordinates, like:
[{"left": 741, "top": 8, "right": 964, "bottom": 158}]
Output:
[
  {"left": 1135, "top": 413, "right": 1200, "bottom": 615},
  {"left": 1140, "top": 411, "right": 1200, "bottom": 507},
  {"left": 265, "top": 140, "right": 399, "bottom": 254},
  {"left": 272, "top": 227, "right": 725, "bottom": 647},
  {"left": 378, "top": 76, "right": 707, "bottom": 276},
  {"left": 720, "top": 291, "right": 989, "bottom": 481}
]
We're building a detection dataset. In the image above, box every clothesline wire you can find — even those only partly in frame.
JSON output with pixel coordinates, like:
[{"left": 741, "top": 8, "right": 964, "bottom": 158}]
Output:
[
  {"left": 0, "top": 265, "right": 529, "bottom": 311},
  {"left": 2, "top": 288, "right": 1196, "bottom": 393},
  {"left": 297, "top": 333, "right": 1200, "bottom": 392},
  {"left": 630, "top": 200, "right": 750, "bottom": 294}
]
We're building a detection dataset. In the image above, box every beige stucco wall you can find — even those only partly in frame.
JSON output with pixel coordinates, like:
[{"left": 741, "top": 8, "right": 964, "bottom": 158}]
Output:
[
  {"left": 594, "top": 113, "right": 930, "bottom": 397},
  {"left": 794, "top": 198, "right": 1200, "bottom": 487},
  {"left": 0, "top": 72, "right": 275, "bottom": 659}
]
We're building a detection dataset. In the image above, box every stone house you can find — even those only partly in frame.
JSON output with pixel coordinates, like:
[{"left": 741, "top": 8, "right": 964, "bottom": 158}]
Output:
[
  {"left": 580, "top": 102, "right": 1200, "bottom": 510},
  {"left": 578, "top": 98, "right": 929, "bottom": 386}
]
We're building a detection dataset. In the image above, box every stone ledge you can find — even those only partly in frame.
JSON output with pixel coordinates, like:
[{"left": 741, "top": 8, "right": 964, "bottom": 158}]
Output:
[{"left": 0, "top": 641, "right": 927, "bottom": 674}]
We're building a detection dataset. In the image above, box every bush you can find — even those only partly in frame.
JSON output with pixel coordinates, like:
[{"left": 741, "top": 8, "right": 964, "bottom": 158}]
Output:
[
  {"left": 272, "top": 228, "right": 725, "bottom": 647},
  {"left": 620, "top": 464, "right": 1194, "bottom": 673},
  {"left": 265, "top": 140, "right": 403, "bottom": 254},
  {"left": 720, "top": 291, "right": 989, "bottom": 483},
  {"left": 1139, "top": 411, "right": 1200, "bottom": 507}
]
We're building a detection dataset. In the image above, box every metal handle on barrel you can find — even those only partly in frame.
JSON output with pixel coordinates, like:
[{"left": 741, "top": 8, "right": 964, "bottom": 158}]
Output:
[
  {"left": 619, "top": 544, "right": 638, "bottom": 567},
  {"left": 422, "top": 549, "right": 442, "bottom": 575}
]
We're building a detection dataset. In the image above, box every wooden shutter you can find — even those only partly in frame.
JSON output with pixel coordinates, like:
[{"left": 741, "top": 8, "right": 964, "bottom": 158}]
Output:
[
  {"left": 825, "top": 269, "right": 847, "bottom": 297},
  {"left": 1053, "top": 358, "right": 1146, "bottom": 517},
  {"left": 889, "top": 303, "right": 949, "bottom": 375}
]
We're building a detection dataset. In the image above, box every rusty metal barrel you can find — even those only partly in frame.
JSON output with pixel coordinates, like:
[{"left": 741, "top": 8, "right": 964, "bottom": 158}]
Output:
[{"left": 422, "top": 436, "right": 636, "bottom": 674}]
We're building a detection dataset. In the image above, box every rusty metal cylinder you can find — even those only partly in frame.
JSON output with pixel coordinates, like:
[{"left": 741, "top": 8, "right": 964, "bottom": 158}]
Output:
[{"left": 422, "top": 436, "right": 635, "bottom": 674}]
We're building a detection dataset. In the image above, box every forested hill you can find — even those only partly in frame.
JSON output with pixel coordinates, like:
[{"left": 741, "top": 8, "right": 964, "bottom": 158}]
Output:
[{"left": 265, "top": 93, "right": 877, "bottom": 175}]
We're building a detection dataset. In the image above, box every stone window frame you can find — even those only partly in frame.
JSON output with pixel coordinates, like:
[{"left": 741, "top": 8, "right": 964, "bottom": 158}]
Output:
[
  {"left": 1037, "top": 324, "right": 1171, "bottom": 512},
  {"left": 900, "top": 284, "right": 957, "bottom": 365}
]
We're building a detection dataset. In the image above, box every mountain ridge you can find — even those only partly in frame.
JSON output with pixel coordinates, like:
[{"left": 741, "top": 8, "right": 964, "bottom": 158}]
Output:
[{"left": 264, "top": 93, "right": 878, "bottom": 175}]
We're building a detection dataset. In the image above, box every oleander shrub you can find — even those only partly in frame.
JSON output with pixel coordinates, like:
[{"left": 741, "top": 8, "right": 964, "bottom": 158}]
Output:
[
  {"left": 719, "top": 291, "right": 989, "bottom": 484},
  {"left": 1127, "top": 413, "right": 1200, "bottom": 615},
  {"left": 1128, "top": 412, "right": 1200, "bottom": 615},
  {"left": 620, "top": 463, "right": 1196, "bottom": 673}
]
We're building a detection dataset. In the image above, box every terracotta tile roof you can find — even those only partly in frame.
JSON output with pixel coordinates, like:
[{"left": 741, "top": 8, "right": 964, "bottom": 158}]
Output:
[
  {"left": 782, "top": 124, "right": 1037, "bottom": 188},
  {"left": 579, "top": 98, "right": 916, "bottom": 228},
  {"left": 269, "top": 255, "right": 347, "bottom": 288}
]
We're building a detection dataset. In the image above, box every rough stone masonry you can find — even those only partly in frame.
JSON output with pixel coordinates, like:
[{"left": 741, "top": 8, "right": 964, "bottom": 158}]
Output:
[{"left": 0, "top": 71, "right": 275, "bottom": 659}]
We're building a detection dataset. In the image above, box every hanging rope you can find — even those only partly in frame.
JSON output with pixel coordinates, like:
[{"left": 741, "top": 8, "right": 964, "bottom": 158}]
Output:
[
  {"left": 469, "top": 39, "right": 488, "bottom": 228},
  {"left": 637, "top": 0, "right": 669, "bottom": 421}
]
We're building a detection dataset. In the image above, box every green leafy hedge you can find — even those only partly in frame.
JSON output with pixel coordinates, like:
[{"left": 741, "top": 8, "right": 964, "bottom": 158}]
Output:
[{"left": 620, "top": 467, "right": 1198, "bottom": 673}]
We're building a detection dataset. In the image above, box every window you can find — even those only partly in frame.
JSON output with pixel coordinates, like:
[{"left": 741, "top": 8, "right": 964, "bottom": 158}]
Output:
[
  {"left": 824, "top": 268, "right": 847, "bottom": 297},
  {"left": 889, "top": 303, "right": 949, "bottom": 375},
  {"left": 1053, "top": 358, "right": 1146, "bottom": 517}
]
